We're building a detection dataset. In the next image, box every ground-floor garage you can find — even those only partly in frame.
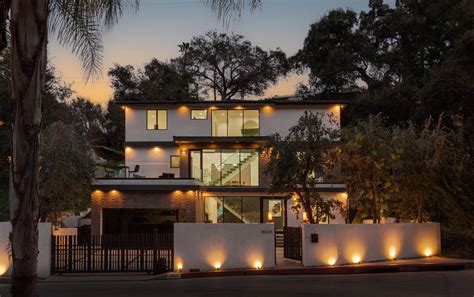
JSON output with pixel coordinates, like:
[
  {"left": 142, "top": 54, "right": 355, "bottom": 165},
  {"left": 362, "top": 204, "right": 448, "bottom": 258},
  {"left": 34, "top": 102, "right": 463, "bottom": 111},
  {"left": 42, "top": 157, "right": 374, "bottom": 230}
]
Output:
[{"left": 91, "top": 187, "right": 347, "bottom": 235}]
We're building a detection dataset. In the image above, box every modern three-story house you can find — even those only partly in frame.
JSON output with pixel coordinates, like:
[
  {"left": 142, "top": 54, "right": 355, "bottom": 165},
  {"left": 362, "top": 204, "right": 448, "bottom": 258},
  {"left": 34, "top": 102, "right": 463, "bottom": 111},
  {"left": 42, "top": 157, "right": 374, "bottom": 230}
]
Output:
[{"left": 90, "top": 98, "right": 348, "bottom": 235}]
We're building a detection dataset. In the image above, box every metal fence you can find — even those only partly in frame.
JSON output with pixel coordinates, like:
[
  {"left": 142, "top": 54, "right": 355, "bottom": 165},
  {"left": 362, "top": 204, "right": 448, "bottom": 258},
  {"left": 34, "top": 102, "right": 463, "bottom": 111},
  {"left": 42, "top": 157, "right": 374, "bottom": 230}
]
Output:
[
  {"left": 283, "top": 226, "right": 302, "bottom": 261},
  {"left": 51, "top": 227, "right": 173, "bottom": 274}
]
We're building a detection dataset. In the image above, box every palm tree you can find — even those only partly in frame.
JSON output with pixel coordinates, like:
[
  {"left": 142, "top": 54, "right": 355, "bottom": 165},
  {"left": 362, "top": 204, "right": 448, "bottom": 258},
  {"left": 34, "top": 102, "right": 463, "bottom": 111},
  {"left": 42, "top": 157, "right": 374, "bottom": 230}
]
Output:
[{"left": 0, "top": 0, "right": 261, "bottom": 296}]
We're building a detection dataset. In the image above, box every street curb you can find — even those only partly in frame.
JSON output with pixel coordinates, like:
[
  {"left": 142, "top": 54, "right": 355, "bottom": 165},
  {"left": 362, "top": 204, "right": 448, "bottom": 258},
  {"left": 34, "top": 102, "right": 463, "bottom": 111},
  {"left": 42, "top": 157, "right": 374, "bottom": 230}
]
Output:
[{"left": 177, "top": 262, "right": 474, "bottom": 279}]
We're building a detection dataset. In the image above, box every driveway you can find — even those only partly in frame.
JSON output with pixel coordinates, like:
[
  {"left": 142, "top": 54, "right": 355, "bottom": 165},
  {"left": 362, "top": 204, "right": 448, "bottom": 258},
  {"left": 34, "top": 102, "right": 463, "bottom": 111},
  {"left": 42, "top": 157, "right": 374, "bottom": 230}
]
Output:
[{"left": 0, "top": 270, "right": 473, "bottom": 297}]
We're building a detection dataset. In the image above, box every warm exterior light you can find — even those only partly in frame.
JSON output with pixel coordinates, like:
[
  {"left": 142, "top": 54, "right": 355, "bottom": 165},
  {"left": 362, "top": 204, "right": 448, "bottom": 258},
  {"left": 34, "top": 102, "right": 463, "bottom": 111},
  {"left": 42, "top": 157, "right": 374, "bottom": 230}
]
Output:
[
  {"left": 267, "top": 212, "right": 273, "bottom": 223},
  {"left": 177, "top": 263, "right": 183, "bottom": 272},
  {"left": 121, "top": 106, "right": 127, "bottom": 111},
  {"left": 388, "top": 247, "right": 397, "bottom": 260},
  {"left": 180, "top": 148, "right": 187, "bottom": 156},
  {"left": 0, "top": 120, "right": 4, "bottom": 126},
  {"left": 0, "top": 264, "right": 8, "bottom": 276},
  {"left": 254, "top": 261, "right": 262, "bottom": 269},
  {"left": 153, "top": 146, "right": 160, "bottom": 151},
  {"left": 352, "top": 255, "right": 361, "bottom": 264},
  {"left": 125, "top": 146, "right": 132, "bottom": 152},
  {"left": 303, "top": 212, "right": 309, "bottom": 224},
  {"left": 214, "top": 262, "right": 221, "bottom": 271},
  {"left": 424, "top": 248, "right": 432, "bottom": 257},
  {"left": 327, "top": 258, "right": 336, "bottom": 266}
]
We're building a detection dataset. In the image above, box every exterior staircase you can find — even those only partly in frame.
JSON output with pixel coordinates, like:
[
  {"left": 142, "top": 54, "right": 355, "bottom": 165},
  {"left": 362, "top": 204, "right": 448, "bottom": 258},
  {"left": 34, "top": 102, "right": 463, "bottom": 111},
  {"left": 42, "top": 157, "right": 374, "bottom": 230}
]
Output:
[{"left": 275, "top": 232, "right": 284, "bottom": 247}]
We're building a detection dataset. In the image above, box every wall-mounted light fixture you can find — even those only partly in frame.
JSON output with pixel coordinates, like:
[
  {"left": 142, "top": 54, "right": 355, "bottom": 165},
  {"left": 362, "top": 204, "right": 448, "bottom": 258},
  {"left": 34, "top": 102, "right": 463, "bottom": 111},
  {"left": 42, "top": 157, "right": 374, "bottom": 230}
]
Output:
[
  {"left": 303, "top": 212, "right": 309, "bottom": 224},
  {"left": 267, "top": 212, "right": 273, "bottom": 223}
]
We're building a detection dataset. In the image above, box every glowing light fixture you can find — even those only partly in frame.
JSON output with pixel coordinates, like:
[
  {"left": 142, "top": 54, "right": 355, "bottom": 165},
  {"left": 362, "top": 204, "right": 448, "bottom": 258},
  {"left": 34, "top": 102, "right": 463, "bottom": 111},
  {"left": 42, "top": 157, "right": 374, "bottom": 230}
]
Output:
[
  {"left": 352, "top": 255, "right": 361, "bottom": 264},
  {"left": 254, "top": 261, "right": 262, "bottom": 269},
  {"left": 388, "top": 247, "right": 396, "bottom": 260},
  {"left": 327, "top": 258, "right": 336, "bottom": 266},
  {"left": 153, "top": 146, "right": 160, "bottom": 151},
  {"left": 267, "top": 212, "right": 273, "bottom": 223},
  {"left": 424, "top": 248, "right": 432, "bottom": 257},
  {"left": 177, "top": 263, "right": 183, "bottom": 272},
  {"left": 303, "top": 212, "right": 309, "bottom": 224},
  {"left": 214, "top": 262, "right": 221, "bottom": 271},
  {"left": 125, "top": 146, "right": 132, "bottom": 152}
]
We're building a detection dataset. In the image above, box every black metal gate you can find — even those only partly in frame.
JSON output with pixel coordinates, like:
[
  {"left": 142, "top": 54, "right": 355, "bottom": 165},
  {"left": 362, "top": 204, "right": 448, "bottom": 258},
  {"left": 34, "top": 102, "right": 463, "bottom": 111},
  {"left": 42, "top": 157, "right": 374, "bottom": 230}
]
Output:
[
  {"left": 51, "top": 226, "right": 173, "bottom": 274},
  {"left": 283, "top": 226, "right": 302, "bottom": 261}
]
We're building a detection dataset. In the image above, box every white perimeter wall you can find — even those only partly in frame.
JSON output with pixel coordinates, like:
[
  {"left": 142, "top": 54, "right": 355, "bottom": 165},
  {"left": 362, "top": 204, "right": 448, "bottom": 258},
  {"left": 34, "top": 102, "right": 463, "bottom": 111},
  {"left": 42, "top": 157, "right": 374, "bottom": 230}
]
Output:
[
  {"left": 302, "top": 223, "right": 441, "bottom": 267},
  {"left": 174, "top": 223, "right": 275, "bottom": 271},
  {"left": 0, "top": 222, "right": 52, "bottom": 278}
]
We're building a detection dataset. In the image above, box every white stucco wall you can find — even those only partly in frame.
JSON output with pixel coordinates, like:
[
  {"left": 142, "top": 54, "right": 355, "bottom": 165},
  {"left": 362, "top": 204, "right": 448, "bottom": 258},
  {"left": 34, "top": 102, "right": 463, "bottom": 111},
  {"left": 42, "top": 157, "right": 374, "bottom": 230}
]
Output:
[
  {"left": 125, "top": 147, "right": 180, "bottom": 178},
  {"left": 302, "top": 223, "right": 441, "bottom": 267},
  {"left": 174, "top": 223, "right": 275, "bottom": 271},
  {"left": 125, "top": 105, "right": 341, "bottom": 142},
  {"left": 0, "top": 222, "right": 52, "bottom": 278}
]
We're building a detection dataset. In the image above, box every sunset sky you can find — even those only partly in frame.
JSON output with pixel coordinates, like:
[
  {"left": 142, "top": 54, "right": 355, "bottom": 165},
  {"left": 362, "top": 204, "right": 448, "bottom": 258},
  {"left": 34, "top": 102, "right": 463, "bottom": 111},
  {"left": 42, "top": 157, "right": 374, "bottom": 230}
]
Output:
[{"left": 49, "top": 0, "right": 394, "bottom": 105}]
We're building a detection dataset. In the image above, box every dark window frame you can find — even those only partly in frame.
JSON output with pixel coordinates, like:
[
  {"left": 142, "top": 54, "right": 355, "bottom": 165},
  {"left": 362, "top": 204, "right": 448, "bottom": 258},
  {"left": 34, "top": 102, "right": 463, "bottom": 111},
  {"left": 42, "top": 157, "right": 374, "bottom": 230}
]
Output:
[
  {"left": 188, "top": 148, "right": 260, "bottom": 187},
  {"left": 170, "top": 155, "right": 180, "bottom": 168},
  {"left": 146, "top": 109, "right": 168, "bottom": 130},
  {"left": 211, "top": 109, "right": 260, "bottom": 137}
]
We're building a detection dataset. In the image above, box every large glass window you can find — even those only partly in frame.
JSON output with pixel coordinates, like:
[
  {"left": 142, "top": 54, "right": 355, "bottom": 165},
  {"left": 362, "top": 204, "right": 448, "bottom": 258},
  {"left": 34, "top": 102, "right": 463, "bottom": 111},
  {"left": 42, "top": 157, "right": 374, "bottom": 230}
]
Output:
[
  {"left": 191, "top": 149, "right": 259, "bottom": 186},
  {"left": 147, "top": 109, "right": 167, "bottom": 130},
  {"left": 190, "top": 150, "right": 202, "bottom": 181},
  {"left": 205, "top": 196, "right": 261, "bottom": 224},
  {"left": 211, "top": 109, "right": 259, "bottom": 136},
  {"left": 202, "top": 149, "right": 222, "bottom": 186}
]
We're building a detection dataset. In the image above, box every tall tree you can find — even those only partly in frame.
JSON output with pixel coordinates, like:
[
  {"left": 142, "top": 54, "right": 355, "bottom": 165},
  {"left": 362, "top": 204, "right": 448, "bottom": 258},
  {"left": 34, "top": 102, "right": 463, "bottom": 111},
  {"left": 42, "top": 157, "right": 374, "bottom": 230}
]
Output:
[
  {"left": 0, "top": 1, "right": 261, "bottom": 295},
  {"left": 40, "top": 122, "right": 94, "bottom": 222},
  {"left": 108, "top": 58, "right": 199, "bottom": 101},
  {"left": 338, "top": 115, "right": 398, "bottom": 223},
  {"left": 260, "top": 112, "right": 341, "bottom": 224},
  {"left": 176, "top": 31, "right": 288, "bottom": 100}
]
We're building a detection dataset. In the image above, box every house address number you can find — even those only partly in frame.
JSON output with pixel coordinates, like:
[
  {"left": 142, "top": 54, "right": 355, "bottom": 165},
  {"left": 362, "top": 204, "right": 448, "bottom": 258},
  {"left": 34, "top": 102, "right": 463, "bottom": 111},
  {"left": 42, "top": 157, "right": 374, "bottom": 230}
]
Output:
[{"left": 261, "top": 230, "right": 273, "bottom": 234}]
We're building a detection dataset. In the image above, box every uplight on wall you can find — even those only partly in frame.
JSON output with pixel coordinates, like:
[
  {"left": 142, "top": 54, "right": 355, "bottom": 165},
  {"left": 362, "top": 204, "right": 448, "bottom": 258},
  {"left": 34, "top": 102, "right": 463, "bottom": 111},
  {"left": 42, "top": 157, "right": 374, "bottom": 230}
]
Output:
[
  {"left": 352, "top": 255, "right": 361, "bottom": 264},
  {"left": 254, "top": 261, "right": 262, "bottom": 269},
  {"left": 327, "top": 258, "right": 336, "bottom": 266},
  {"left": 177, "top": 263, "right": 183, "bottom": 272},
  {"left": 214, "top": 262, "right": 222, "bottom": 271},
  {"left": 424, "top": 248, "right": 432, "bottom": 257},
  {"left": 388, "top": 247, "right": 397, "bottom": 260}
]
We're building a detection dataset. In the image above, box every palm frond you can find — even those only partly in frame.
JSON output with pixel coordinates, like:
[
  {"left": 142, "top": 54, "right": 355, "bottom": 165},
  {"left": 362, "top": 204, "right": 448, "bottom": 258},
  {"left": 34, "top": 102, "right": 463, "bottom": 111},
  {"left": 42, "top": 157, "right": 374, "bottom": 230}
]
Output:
[
  {"left": 203, "top": 0, "right": 262, "bottom": 27},
  {"left": 50, "top": 0, "right": 138, "bottom": 81}
]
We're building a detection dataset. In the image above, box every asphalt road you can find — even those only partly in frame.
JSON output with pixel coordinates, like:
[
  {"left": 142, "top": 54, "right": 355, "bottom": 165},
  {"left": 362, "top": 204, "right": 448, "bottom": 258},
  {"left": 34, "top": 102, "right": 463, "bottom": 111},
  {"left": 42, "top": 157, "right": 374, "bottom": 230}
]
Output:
[{"left": 0, "top": 270, "right": 473, "bottom": 297}]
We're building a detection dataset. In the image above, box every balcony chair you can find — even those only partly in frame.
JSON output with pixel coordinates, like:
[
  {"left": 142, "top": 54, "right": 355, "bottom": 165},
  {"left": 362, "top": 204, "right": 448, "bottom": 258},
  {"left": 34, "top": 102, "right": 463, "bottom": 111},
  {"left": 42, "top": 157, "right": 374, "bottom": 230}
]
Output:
[{"left": 128, "top": 165, "right": 140, "bottom": 178}]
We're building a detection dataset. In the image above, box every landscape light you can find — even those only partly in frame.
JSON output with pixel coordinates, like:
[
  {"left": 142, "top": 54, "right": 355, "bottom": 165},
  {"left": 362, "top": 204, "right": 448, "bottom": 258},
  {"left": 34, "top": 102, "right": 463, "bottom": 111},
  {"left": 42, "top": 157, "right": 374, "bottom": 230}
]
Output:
[
  {"left": 388, "top": 247, "right": 397, "bottom": 260},
  {"left": 214, "top": 262, "right": 221, "bottom": 271},
  {"left": 424, "top": 248, "right": 432, "bottom": 257},
  {"left": 352, "top": 255, "right": 361, "bottom": 264},
  {"left": 177, "top": 263, "right": 183, "bottom": 272},
  {"left": 327, "top": 258, "right": 336, "bottom": 266},
  {"left": 254, "top": 261, "right": 262, "bottom": 269}
]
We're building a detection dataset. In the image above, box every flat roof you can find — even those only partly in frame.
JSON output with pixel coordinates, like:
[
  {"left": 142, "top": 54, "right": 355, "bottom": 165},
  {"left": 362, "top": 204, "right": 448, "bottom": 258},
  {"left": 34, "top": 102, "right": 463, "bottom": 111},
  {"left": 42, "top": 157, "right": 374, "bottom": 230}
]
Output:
[{"left": 116, "top": 98, "right": 349, "bottom": 107}]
